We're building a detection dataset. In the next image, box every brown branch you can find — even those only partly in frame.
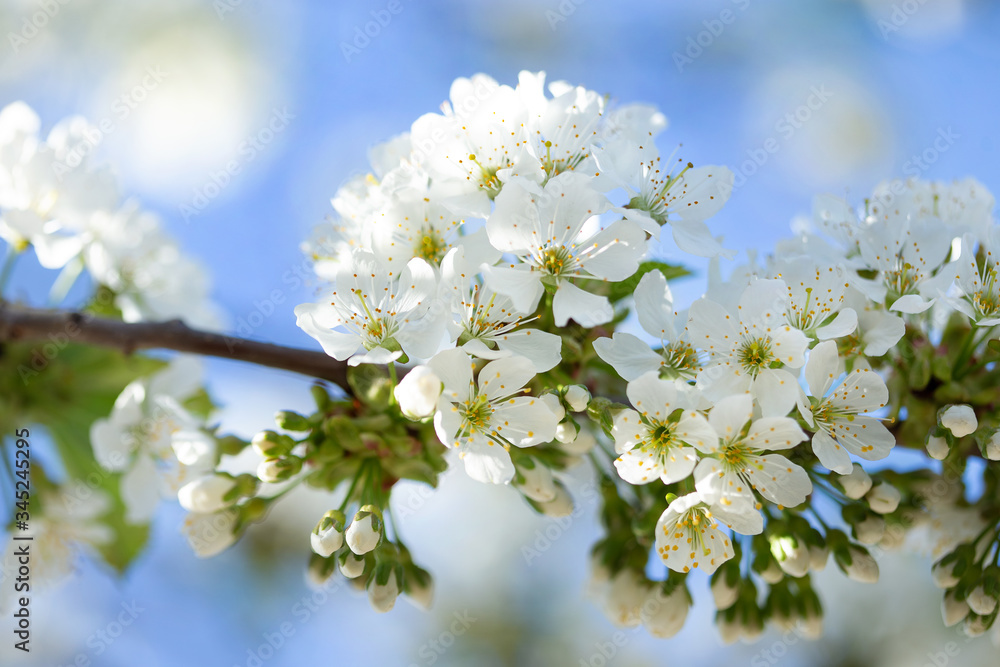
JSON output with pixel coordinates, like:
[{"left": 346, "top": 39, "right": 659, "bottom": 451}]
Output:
[{"left": 0, "top": 302, "right": 349, "bottom": 389}]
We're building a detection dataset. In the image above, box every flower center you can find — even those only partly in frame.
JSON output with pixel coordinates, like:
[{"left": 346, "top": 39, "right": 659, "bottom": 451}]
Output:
[
  {"left": 538, "top": 245, "right": 573, "bottom": 276},
  {"left": 414, "top": 227, "right": 448, "bottom": 265},
  {"left": 719, "top": 440, "right": 752, "bottom": 470},
  {"left": 660, "top": 342, "right": 700, "bottom": 379},
  {"left": 737, "top": 336, "right": 775, "bottom": 376},
  {"left": 460, "top": 392, "right": 494, "bottom": 434}
]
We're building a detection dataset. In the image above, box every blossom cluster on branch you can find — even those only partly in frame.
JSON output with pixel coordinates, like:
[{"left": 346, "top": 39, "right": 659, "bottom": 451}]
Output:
[{"left": 1, "top": 73, "right": 999, "bottom": 645}]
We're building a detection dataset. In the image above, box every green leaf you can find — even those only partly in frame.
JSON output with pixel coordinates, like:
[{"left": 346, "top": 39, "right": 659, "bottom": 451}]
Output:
[{"left": 607, "top": 261, "right": 689, "bottom": 303}]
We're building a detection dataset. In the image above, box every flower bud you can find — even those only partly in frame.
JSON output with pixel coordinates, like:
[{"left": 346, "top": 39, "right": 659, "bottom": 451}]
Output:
[
  {"left": 307, "top": 553, "right": 338, "bottom": 587},
  {"left": 932, "top": 563, "right": 959, "bottom": 589},
  {"left": 339, "top": 552, "right": 367, "bottom": 579},
  {"left": 839, "top": 463, "right": 872, "bottom": 500},
  {"left": 541, "top": 393, "right": 566, "bottom": 421},
  {"left": 710, "top": 571, "right": 740, "bottom": 610},
  {"left": 759, "top": 559, "right": 784, "bottom": 584},
  {"left": 182, "top": 509, "right": 239, "bottom": 558},
  {"left": 554, "top": 421, "right": 578, "bottom": 443},
  {"left": 982, "top": 429, "right": 1000, "bottom": 461},
  {"left": 962, "top": 613, "right": 990, "bottom": 638},
  {"left": 257, "top": 456, "right": 302, "bottom": 483},
  {"left": 866, "top": 482, "right": 900, "bottom": 514},
  {"left": 368, "top": 569, "right": 400, "bottom": 613},
  {"left": 394, "top": 365, "right": 442, "bottom": 419},
  {"left": 836, "top": 545, "right": 879, "bottom": 583},
  {"left": 640, "top": 586, "right": 689, "bottom": 639},
  {"left": 311, "top": 509, "right": 346, "bottom": 558},
  {"left": 515, "top": 463, "right": 557, "bottom": 503},
  {"left": 178, "top": 474, "right": 238, "bottom": 514},
  {"left": 940, "top": 404, "right": 977, "bottom": 438},
  {"left": 404, "top": 567, "right": 434, "bottom": 611},
  {"left": 808, "top": 544, "right": 829, "bottom": 571},
  {"left": 346, "top": 507, "right": 383, "bottom": 554},
  {"left": 853, "top": 514, "right": 885, "bottom": 545},
  {"left": 926, "top": 435, "right": 949, "bottom": 460},
  {"left": 537, "top": 483, "right": 574, "bottom": 518},
  {"left": 717, "top": 613, "right": 740, "bottom": 644},
  {"left": 275, "top": 410, "right": 310, "bottom": 432},
  {"left": 770, "top": 535, "right": 810, "bottom": 578},
  {"left": 252, "top": 430, "right": 295, "bottom": 458},
  {"left": 942, "top": 589, "right": 969, "bottom": 627},
  {"left": 564, "top": 385, "right": 591, "bottom": 412},
  {"left": 602, "top": 570, "right": 648, "bottom": 628},
  {"left": 967, "top": 584, "right": 997, "bottom": 616}
]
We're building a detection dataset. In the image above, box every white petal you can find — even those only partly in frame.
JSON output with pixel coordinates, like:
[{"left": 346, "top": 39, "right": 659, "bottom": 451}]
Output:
[
  {"left": 890, "top": 294, "right": 934, "bottom": 314},
  {"left": 460, "top": 434, "right": 514, "bottom": 484},
  {"left": 811, "top": 430, "right": 853, "bottom": 474},
  {"left": 744, "top": 455, "right": 812, "bottom": 508},
  {"left": 495, "top": 329, "right": 562, "bottom": 372},
  {"left": 593, "top": 333, "right": 664, "bottom": 381},
  {"left": 634, "top": 270, "right": 677, "bottom": 341},
  {"left": 491, "top": 396, "right": 559, "bottom": 447},
  {"left": 804, "top": 340, "right": 843, "bottom": 398},
  {"left": 552, "top": 281, "right": 612, "bottom": 327},
  {"left": 816, "top": 308, "right": 858, "bottom": 340}
]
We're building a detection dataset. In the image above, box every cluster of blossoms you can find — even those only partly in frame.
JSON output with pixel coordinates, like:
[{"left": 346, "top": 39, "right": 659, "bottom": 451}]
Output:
[
  {"left": 0, "top": 101, "right": 219, "bottom": 326},
  {"left": 0, "top": 101, "right": 223, "bottom": 600},
  {"left": 285, "top": 72, "right": 1000, "bottom": 638},
  {"left": 3, "top": 74, "right": 1000, "bottom": 646}
]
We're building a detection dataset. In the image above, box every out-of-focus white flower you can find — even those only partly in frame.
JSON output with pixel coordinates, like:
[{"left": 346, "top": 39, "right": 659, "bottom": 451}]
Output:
[
  {"left": 940, "top": 404, "right": 978, "bottom": 438},
  {"left": 394, "top": 365, "right": 442, "bottom": 420},
  {"left": 89, "top": 356, "right": 215, "bottom": 523},
  {"left": 177, "top": 474, "right": 237, "bottom": 514}
]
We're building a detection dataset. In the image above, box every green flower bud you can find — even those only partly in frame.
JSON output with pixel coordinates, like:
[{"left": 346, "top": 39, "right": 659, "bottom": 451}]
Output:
[
  {"left": 257, "top": 456, "right": 303, "bottom": 483},
  {"left": 275, "top": 410, "right": 311, "bottom": 432},
  {"left": 251, "top": 430, "right": 296, "bottom": 458}
]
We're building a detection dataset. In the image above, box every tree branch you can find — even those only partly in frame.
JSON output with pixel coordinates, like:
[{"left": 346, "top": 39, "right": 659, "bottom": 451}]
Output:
[{"left": 0, "top": 302, "right": 349, "bottom": 388}]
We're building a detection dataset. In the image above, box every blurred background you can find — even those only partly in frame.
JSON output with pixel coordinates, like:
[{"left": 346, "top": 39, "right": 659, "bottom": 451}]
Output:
[{"left": 2, "top": 0, "right": 999, "bottom": 664}]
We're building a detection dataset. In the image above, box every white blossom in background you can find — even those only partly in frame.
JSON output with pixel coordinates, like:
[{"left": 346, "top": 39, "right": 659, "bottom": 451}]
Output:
[
  {"left": 89, "top": 356, "right": 216, "bottom": 522},
  {"left": 0, "top": 489, "right": 111, "bottom": 612}
]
